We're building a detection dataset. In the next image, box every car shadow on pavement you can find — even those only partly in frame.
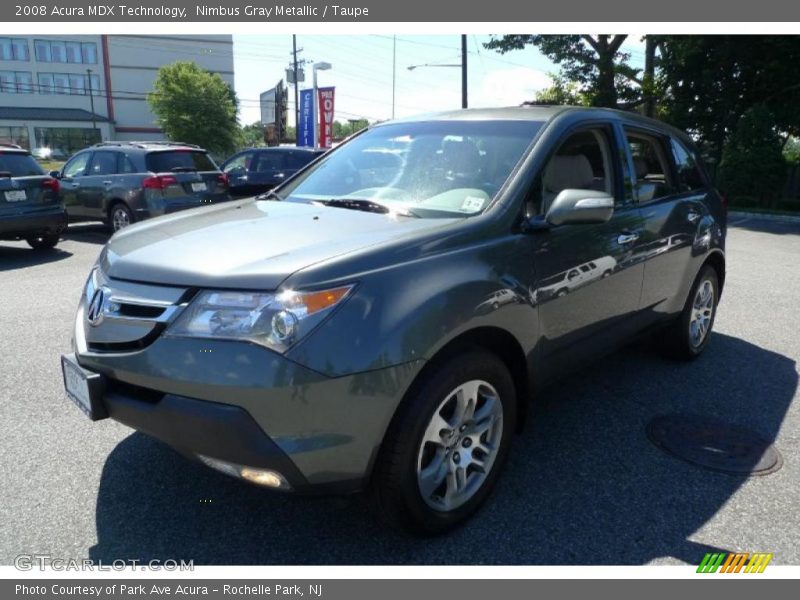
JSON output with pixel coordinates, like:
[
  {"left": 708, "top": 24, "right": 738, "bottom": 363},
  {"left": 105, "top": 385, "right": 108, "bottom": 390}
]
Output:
[
  {"left": 64, "top": 223, "right": 111, "bottom": 245},
  {"left": 89, "top": 332, "right": 797, "bottom": 565},
  {"left": 0, "top": 245, "right": 73, "bottom": 271}
]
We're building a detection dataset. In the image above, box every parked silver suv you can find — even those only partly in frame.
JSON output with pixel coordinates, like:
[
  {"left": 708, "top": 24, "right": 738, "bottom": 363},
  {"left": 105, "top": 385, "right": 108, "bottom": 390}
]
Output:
[{"left": 55, "top": 141, "right": 231, "bottom": 232}]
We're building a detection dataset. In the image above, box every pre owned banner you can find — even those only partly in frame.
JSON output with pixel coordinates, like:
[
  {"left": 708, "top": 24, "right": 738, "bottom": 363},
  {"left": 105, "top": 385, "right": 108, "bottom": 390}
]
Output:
[
  {"left": 298, "top": 88, "right": 315, "bottom": 148},
  {"left": 318, "top": 87, "right": 335, "bottom": 149}
]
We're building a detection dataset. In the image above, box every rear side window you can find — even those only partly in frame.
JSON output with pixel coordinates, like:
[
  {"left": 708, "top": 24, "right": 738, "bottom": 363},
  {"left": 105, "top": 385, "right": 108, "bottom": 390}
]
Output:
[
  {"left": 671, "top": 139, "right": 707, "bottom": 192},
  {"left": 253, "top": 152, "right": 285, "bottom": 172},
  {"left": 624, "top": 130, "right": 677, "bottom": 203},
  {"left": 117, "top": 153, "right": 138, "bottom": 174},
  {"left": 285, "top": 152, "right": 316, "bottom": 170},
  {"left": 87, "top": 151, "right": 117, "bottom": 176},
  {"left": 146, "top": 150, "right": 218, "bottom": 173},
  {"left": 0, "top": 152, "right": 44, "bottom": 177}
]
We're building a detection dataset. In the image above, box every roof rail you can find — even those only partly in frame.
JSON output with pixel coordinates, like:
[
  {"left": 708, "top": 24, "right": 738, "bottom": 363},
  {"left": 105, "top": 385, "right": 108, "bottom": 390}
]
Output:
[{"left": 92, "top": 140, "right": 202, "bottom": 149}]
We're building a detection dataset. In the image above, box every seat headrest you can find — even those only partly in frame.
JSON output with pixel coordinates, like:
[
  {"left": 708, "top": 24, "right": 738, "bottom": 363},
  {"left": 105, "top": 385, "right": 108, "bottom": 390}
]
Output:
[{"left": 543, "top": 154, "right": 594, "bottom": 192}]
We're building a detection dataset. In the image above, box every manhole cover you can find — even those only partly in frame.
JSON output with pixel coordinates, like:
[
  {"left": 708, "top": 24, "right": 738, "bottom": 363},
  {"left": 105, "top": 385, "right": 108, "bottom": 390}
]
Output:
[{"left": 646, "top": 414, "right": 782, "bottom": 476}]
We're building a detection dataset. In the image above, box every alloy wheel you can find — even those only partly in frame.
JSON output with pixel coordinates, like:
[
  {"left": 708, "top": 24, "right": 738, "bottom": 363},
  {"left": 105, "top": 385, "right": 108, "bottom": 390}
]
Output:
[
  {"left": 689, "top": 279, "right": 714, "bottom": 347},
  {"left": 416, "top": 379, "right": 503, "bottom": 512}
]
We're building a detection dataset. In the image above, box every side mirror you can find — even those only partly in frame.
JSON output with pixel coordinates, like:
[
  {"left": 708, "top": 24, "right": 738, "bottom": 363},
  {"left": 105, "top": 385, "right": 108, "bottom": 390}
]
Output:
[
  {"left": 545, "top": 189, "right": 614, "bottom": 226},
  {"left": 49, "top": 170, "right": 61, "bottom": 179}
]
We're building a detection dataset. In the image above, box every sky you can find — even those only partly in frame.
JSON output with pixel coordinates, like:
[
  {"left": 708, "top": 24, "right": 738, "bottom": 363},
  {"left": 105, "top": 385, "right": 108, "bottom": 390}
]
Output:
[{"left": 233, "top": 35, "right": 647, "bottom": 127}]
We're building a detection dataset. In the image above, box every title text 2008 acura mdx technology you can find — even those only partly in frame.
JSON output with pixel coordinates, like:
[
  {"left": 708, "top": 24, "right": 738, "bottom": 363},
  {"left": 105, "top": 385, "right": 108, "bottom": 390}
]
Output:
[{"left": 62, "top": 107, "right": 726, "bottom": 533}]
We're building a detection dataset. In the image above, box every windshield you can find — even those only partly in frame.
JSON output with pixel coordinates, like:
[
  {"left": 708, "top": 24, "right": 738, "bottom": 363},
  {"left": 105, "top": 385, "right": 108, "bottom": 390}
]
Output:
[{"left": 276, "top": 120, "right": 543, "bottom": 218}]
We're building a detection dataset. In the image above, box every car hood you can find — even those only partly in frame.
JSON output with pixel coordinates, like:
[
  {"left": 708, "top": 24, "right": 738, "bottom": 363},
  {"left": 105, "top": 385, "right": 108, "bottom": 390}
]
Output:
[{"left": 102, "top": 199, "right": 458, "bottom": 289}]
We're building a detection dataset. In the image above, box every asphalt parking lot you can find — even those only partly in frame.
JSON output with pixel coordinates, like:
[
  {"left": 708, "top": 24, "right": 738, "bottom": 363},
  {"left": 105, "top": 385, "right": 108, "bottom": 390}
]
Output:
[{"left": 1, "top": 214, "right": 799, "bottom": 566}]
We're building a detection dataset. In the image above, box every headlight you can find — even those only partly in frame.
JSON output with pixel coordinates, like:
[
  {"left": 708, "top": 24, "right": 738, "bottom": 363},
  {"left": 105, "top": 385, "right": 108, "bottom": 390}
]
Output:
[{"left": 166, "top": 285, "right": 354, "bottom": 352}]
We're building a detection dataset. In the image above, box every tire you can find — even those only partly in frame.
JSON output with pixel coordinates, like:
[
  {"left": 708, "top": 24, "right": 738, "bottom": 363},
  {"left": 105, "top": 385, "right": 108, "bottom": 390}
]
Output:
[
  {"left": 26, "top": 233, "right": 59, "bottom": 250},
  {"left": 108, "top": 203, "right": 134, "bottom": 233},
  {"left": 369, "top": 349, "right": 517, "bottom": 534},
  {"left": 662, "top": 264, "right": 719, "bottom": 360}
]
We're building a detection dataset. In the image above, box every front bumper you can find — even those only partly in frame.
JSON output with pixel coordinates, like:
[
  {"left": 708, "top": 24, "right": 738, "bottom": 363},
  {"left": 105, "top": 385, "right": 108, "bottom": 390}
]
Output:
[
  {"left": 0, "top": 205, "right": 67, "bottom": 239},
  {"left": 70, "top": 324, "right": 423, "bottom": 492}
]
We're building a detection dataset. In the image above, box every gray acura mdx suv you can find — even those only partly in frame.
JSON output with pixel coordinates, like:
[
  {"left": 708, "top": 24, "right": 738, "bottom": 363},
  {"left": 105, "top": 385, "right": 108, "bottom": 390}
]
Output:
[{"left": 62, "top": 107, "right": 726, "bottom": 533}]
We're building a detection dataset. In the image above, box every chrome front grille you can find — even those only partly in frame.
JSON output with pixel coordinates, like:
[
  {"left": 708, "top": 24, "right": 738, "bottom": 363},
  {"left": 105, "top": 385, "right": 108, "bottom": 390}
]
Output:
[{"left": 79, "top": 268, "right": 190, "bottom": 352}]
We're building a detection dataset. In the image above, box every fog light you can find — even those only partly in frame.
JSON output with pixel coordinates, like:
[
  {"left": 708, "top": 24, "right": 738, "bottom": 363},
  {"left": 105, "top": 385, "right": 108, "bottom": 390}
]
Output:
[
  {"left": 196, "top": 454, "right": 291, "bottom": 490},
  {"left": 240, "top": 468, "right": 287, "bottom": 489}
]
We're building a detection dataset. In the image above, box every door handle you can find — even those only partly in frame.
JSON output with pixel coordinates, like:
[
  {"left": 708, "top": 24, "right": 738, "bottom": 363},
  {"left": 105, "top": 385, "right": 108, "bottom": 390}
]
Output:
[
  {"left": 103, "top": 180, "right": 113, "bottom": 186},
  {"left": 71, "top": 182, "right": 80, "bottom": 188},
  {"left": 617, "top": 232, "right": 640, "bottom": 245},
  {"left": 687, "top": 211, "right": 701, "bottom": 223}
]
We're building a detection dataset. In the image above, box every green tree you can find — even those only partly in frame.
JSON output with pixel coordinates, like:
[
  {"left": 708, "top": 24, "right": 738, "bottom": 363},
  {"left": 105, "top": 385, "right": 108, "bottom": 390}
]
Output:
[
  {"left": 333, "top": 119, "right": 369, "bottom": 139},
  {"left": 484, "top": 35, "right": 642, "bottom": 108},
  {"left": 718, "top": 105, "right": 787, "bottom": 208},
  {"left": 657, "top": 36, "right": 800, "bottom": 167},
  {"left": 240, "top": 121, "right": 266, "bottom": 148},
  {"left": 531, "top": 74, "right": 590, "bottom": 106},
  {"left": 784, "top": 137, "right": 800, "bottom": 164},
  {"left": 148, "top": 61, "right": 240, "bottom": 156}
]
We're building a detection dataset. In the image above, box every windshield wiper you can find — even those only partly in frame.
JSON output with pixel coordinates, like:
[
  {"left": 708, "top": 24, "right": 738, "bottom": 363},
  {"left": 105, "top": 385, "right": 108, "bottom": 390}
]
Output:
[{"left": 322, "top": 198, "right": 419, "bottom": 218}]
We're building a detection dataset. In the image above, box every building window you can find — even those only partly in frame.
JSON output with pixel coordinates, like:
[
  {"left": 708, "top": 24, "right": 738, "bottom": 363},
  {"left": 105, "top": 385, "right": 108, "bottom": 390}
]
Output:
[
  {"left": 0, "top": 126, "right": 30, "bottom": 150},
  {"left": 34, "top": 127, "right": 101, "bottom": 157},
  {"left": 34, "top": 39, "right": 98, "bottom": 64},
  {"left": 0, "top": 71, "right": 32, "bottom": 93},
  {"left": 37, "top": 72, "right": 100, "bottom": 96},
  {"left": 0, "top": 38, "right": 30, "bottom": 61}
]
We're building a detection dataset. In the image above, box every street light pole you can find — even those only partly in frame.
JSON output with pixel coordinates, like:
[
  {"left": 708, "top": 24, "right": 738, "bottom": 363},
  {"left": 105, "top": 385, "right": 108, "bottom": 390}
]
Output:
[
  {"left": 461, "top": 34, "right": 468, "bottom": 109},
  {"left": 292, "top": 35, "right": 300, "bottom": 144},
  {"left": 86, "top": 68, "right": 98, "bottom": 140},
  {"left": 312, "top": 62, "right": 332, "bottom": 149}
]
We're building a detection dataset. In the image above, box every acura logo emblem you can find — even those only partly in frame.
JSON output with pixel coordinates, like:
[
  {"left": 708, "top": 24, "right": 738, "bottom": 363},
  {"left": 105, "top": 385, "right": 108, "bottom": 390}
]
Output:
[{"left": 87, "top": 288, "right": 107, "bottom": 326}]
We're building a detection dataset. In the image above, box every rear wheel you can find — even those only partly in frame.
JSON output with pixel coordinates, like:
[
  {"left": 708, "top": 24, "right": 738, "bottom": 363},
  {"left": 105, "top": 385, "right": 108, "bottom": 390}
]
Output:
[
  {"left": 663, "top": 264, "right": 719, "bottom": 360},
  {"left": 26, "top": 233, "right": 59, "bottom": 250},
  {"left": 370, "top": 350, "right": 516, "bottom": 534},
  {"left": 108, "top": 203, "right": 134, "bottom": 233}
]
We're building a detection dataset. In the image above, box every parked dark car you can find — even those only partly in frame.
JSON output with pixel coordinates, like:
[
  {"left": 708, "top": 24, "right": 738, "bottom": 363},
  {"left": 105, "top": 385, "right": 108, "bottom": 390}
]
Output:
[
  {"left": 221, "top": 147, "right": 326, "bottom": 197},
  {"left": 55, "top": 141, "right": 231, "bottom": 232},
  {"left": 0, "top": 143, "right": 66, "bottom": 250},
  {"left": 62, "top": 107, "right": 726, "bottom": 533}
]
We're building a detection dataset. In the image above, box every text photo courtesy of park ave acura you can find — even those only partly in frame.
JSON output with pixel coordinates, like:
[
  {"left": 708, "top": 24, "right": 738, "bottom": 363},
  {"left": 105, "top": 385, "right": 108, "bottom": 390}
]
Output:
[{"left": 2, "top": 14, "right": 800, "bottom": 577}]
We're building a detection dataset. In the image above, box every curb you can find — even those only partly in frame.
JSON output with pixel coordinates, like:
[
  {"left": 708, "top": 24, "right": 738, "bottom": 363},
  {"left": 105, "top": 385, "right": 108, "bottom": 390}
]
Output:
[{"left": 728, "top": 211, "right": 800, "bottom": 224}]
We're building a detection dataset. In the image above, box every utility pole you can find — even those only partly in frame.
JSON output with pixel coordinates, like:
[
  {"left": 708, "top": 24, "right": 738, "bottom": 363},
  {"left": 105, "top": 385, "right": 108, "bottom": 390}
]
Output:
[
  {"left": 86, "top": 68, "right": 98, "bottom": 139},
  {"left": 644, "top": 36, "right": 657, "bottom": 118},
  {"left": 292, "top": 35, "right": 300, "bottom": 144},
  {"left": 392, "top": 35, "right": 396, "bottom": 119},
  {"left": 461, "top": 34, "right": 468, "bottom": 109}
]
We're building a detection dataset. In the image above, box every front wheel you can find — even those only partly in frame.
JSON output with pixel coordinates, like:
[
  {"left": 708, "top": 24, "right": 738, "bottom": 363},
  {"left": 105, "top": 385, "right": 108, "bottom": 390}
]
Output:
[
  {"left": 26, "top": 233, "right": 59, "bottom": 250},
  {"left": 663, "top": 264, "right": 719, "bottom": 360},
  {"left": 370, "top": 350, "right": 516, "bottom": 534}
]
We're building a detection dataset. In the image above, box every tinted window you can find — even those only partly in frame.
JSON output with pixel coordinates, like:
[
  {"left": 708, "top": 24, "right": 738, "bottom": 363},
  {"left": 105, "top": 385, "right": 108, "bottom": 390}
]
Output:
[
  {"left": 62, "top": 152, "right": 90, "bottom": 178},
  {"left": 117, "top": 153, "right": 137, "bottom": 174},
  {"left": 625, "top": 130, "right": 676, "bottom": 202},
  {"left": 671, "top": 139, "right": 707, "bottom": 192},
  {"left": 285, "top": 151, "right": 317, "bottom": 170},
  {"left": 88, "top": 151, "right": 117, "bottom": 176},
  {"left": 253, "top": 152, "right": 285, "bottom": 172},
  {"left": 0, "top": 152, "right": 44, "bottom": 177},
  {"left": 145, "top": 150, "right": 218, "bottom": 173}
]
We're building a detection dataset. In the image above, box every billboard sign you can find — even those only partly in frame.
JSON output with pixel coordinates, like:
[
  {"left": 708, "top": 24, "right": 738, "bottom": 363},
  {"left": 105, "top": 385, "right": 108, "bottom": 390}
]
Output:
[
  {"left": 317, "top": 86, "right": 335, "bottom": 149},
  {"left": 298, "top": 88, "right": 316, "bottom": 147}
]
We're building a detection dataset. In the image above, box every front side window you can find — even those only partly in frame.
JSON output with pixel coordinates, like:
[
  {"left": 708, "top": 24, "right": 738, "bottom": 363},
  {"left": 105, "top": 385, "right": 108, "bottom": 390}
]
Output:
[
  {"left": 63, "top": 152, "right": 91, "bottom": 178},
  {"left": 277, "top": 120, "right": 542, "bottom": 219},
  {"left": 529, "top": 127, "right": 616, "bottom": 217},
  {"left": 625, "top": 130, "right": 677, "bottom": 203}
]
